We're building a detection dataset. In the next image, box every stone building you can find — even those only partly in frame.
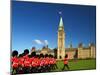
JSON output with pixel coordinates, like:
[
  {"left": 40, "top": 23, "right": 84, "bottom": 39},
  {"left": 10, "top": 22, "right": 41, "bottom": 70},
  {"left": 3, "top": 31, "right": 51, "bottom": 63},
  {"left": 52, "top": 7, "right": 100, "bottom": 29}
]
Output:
[
  {"left": 77, "top": 43, "right": 96, "bottom": 59},
  {"left": 34, "top": 14, "right": 96, "bottom": 60},
  {"left": 56, "top": 15, "right": 96, "bottom": 60},
  {"left": 35, "top": 46, "right": 54, "bottom": 56},
  {"left": 65, "top": 43, "right": 96, "bottom": 59}
]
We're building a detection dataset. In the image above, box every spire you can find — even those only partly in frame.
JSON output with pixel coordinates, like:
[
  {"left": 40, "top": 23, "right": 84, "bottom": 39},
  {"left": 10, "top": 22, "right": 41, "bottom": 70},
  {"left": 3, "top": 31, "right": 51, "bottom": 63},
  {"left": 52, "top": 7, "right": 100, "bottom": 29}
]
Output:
[
  {"left": 58, "top": 12, "right": 64, "bottom": 30},
  {"left": 59, "top": 17, "right": 64, "bottom": 27}
]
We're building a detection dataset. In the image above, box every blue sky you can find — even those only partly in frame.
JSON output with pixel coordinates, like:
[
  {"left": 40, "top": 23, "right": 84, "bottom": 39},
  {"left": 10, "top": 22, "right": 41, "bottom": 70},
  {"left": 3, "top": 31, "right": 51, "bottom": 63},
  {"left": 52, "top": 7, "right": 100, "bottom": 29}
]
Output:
[{"left": 12, "top": 1, "right": 96, "bottom": 53}]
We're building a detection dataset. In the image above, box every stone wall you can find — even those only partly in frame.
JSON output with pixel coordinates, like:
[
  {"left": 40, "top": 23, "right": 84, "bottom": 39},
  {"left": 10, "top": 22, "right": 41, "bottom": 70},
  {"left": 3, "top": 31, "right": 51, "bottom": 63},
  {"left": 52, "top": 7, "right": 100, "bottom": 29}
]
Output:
[
  {"left": 65, "top": 46, "right": 96, "bottom": 59},
  {"left": 66, "top": 50, "right": 76, "bottom": 59},
  {"left": 77, "top": 46, "right": 96, "bottom": 59},
  {"left": 90, "top": 46, "right": 96, "bottom": 58},
  {"left": 78, "top": 48, "right": 90, "bottom": 59}
]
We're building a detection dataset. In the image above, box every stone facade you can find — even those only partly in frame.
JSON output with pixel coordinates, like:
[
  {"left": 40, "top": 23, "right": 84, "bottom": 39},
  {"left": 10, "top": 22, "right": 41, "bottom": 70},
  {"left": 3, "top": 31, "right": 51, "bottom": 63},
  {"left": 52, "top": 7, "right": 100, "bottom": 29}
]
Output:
[
  {"left": 66, "top": 49, "right": 76, "bottom": 59},
  {"left": 65, "top": 45, "right": 96, "bottom": 59},
  {"left": 78, "top": 46, "right": 96, "bottom": 59},
  {"left": 35, "top": 45, "right": 96, "bottom": 59},
  {"left": 36, "top": 47, "right": 54, "bottom": 56}
]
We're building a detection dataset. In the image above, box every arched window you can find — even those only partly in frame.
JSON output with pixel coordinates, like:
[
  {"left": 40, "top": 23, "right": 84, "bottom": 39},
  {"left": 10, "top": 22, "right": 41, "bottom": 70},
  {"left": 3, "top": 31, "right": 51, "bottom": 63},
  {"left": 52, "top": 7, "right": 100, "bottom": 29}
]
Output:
[{"left": 60, "top": 56, "right": 62, "bottom": 59}]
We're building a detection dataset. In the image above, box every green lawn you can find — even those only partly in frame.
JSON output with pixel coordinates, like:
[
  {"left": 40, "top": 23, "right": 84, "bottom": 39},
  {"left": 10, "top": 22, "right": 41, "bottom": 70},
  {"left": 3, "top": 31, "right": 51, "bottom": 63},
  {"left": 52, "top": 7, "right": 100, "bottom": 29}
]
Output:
[{"left": 53, "top": 59, "right": 96, "bottom": 71}]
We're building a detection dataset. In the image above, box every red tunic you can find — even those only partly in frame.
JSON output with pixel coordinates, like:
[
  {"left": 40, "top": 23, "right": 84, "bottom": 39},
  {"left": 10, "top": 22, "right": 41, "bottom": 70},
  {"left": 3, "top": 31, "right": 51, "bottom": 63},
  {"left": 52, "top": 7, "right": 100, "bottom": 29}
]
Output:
[
  {"left": 37, "top": 59, "right": 40, "bottom": 66},
  {"left": 31, "top": 58, "right": 38, "bottom": 67},
  {"left": 12, "top": 57, "right": 19, "bottom": 68},
  {"left": 64, "top": 58, "right": 68, "bottom": 64},
  {"left": 18, "top": 57, "right": 24, "bottom": 67},
  {"left": 40, "top": 58, "right": 44, "bottom": 66},
  {"left": 24, "top": 57, "right": 31, "bottom": 67},
  {"left": 45, "top": 58, "right": 48, "bottom": 65},
  {"left": 23, "top": 55, "right": 29, "bottom": 59}
]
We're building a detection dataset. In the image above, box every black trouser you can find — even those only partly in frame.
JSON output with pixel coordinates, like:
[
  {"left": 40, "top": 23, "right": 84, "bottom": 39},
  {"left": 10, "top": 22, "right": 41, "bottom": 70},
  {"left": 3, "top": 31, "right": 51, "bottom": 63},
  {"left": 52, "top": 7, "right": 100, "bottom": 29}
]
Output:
[
  {"left": 54, "top": 64, "right": 58, "bottom": 69},
  {"left": 12, "top": 68, "right": 17, "bottom": 75},
  {"left": 31, "top": 67, "right": 36, "bottom": 73},
  {"left": 62, "top": 64, "right": 69, "bottom": 70},
  {"left": 23, "top": 67, "right": 30, "bottom": 73}
]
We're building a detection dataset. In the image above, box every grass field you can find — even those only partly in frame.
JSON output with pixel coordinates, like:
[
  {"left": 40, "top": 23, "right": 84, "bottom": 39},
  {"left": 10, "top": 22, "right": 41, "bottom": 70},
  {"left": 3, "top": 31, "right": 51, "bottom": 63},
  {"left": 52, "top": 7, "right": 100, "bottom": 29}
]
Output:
[{"left": 53, "top": 59, "right": 96, "bottom": 72}]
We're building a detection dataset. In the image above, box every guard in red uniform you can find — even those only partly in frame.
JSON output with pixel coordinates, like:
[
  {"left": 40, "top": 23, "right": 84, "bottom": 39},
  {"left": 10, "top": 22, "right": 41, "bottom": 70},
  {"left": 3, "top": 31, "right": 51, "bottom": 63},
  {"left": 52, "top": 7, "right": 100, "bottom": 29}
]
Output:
[
  {"left": 62, "top": 54, "right": 70, "bottom": 70},
  {"left": 11, "top": 50, "right": 19, "bottom": 74},
  {"left": 18, "top": 56, "right": 24, "bottom": 74},
  {"left": 12, "top": 57, "right": 19, "bottom": 69},
  {"left": 23, "top": 56, "right": 31, "bottom": 73}
]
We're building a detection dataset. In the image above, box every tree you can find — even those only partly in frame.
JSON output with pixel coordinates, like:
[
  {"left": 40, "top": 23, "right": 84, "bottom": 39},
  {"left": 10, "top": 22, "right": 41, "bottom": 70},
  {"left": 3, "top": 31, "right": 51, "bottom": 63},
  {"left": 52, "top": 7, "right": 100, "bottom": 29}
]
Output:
[{"left": 54, "top": 48, "right": 57, "bottom": 59}]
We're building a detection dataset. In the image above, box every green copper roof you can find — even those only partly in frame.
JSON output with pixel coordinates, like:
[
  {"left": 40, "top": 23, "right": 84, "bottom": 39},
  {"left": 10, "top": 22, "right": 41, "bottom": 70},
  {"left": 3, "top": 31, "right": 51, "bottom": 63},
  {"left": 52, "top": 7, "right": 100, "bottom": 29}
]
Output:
[
  {"left": 59, "top": 16, "right": 64, "bottom": 30},
  {"left": 59, "top": 17, "right": 64, "bottom": 27}
]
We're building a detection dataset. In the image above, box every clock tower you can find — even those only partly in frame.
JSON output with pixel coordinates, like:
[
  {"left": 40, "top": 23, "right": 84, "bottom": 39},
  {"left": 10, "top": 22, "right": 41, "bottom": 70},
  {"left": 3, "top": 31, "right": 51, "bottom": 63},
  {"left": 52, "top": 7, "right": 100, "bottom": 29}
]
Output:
[{"left": 57, "top": 16, "right": 65, "bottom": 59}]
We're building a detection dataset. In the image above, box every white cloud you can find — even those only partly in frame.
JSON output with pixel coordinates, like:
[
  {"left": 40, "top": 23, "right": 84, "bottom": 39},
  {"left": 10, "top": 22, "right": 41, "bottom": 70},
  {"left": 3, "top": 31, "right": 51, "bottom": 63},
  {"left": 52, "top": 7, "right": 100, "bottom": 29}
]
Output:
[
  {"left": 34, "top": 39, "right": 43, "bottom": 45},
  {"left": 34, "top": 39, "right": 49, "bottom": 46}
]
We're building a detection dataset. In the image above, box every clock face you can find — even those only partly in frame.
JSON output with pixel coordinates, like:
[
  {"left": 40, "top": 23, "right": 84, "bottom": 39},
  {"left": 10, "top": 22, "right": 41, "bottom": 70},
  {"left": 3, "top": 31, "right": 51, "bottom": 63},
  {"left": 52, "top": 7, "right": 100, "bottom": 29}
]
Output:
[{"left": 59, "top": 27, "right": 62, "bottom": 30}]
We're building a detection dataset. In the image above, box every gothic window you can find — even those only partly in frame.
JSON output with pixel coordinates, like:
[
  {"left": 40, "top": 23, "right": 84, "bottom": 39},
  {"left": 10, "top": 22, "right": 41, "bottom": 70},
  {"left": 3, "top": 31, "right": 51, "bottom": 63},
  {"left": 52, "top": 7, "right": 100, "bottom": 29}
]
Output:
[{"left": 59, "top": 56, "right": 62, "bottom": 59}]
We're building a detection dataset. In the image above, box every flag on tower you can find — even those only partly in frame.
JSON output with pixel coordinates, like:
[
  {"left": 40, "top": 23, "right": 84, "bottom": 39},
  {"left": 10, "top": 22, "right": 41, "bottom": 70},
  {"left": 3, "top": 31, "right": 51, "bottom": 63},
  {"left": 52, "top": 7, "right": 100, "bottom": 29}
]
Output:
[{"left": 59, "top": 11, "right": 62, "bottom": 15}]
